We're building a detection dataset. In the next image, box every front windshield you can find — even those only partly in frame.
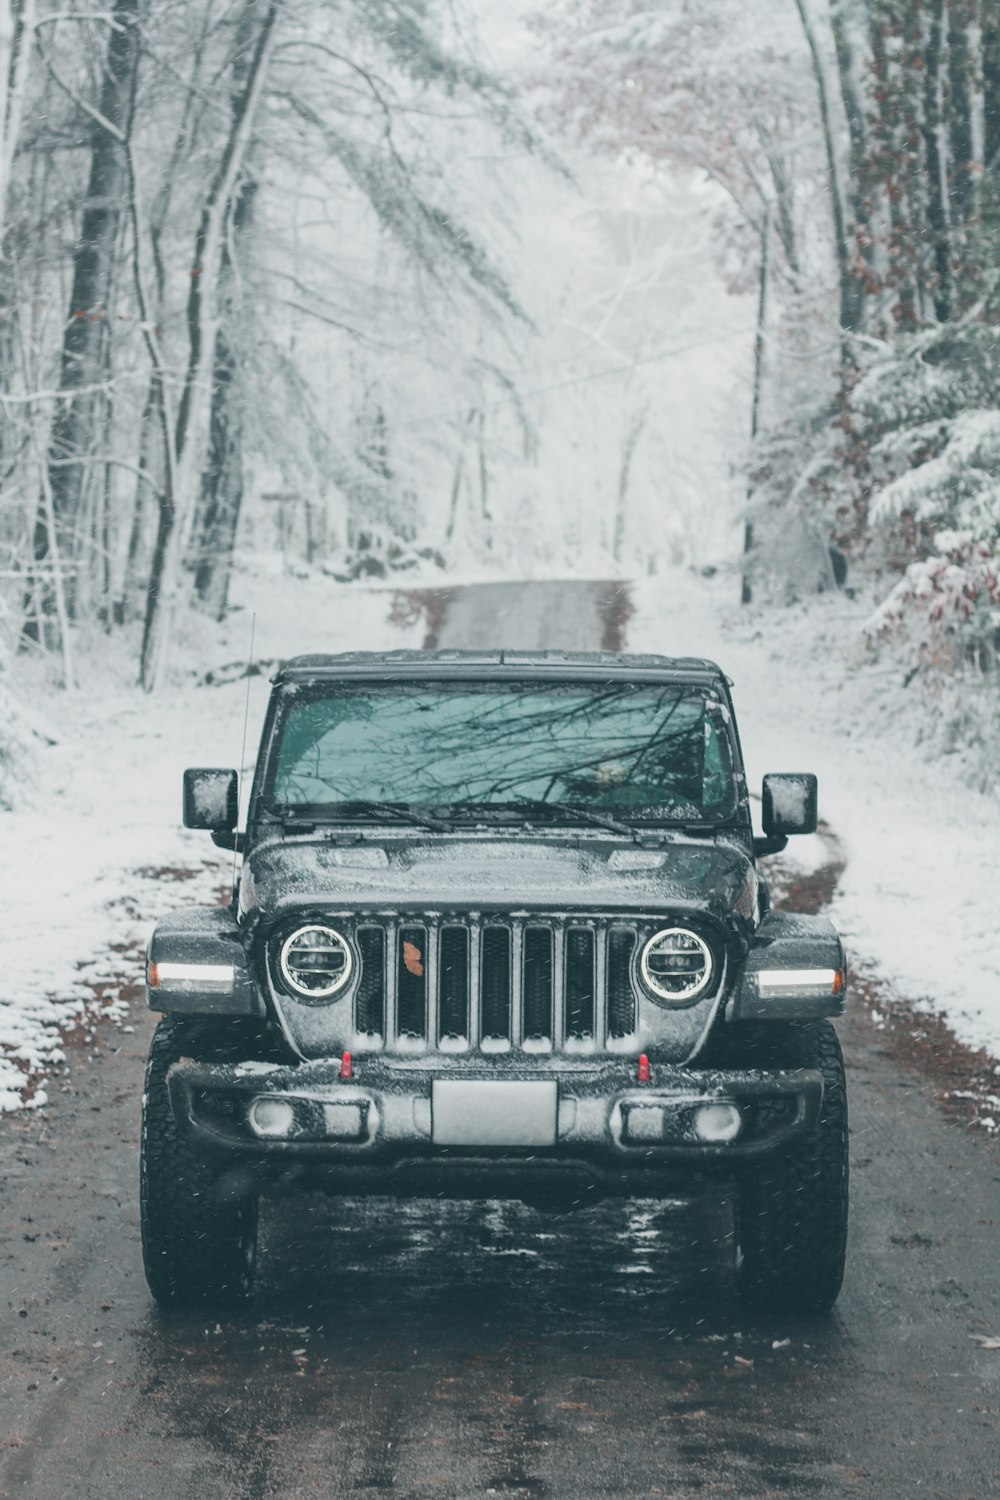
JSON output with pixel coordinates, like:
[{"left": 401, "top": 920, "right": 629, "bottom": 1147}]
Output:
[
  {"left": 268, "top": 678, "right": 743, "bottom": 822},
  {"left": 265, "top": 680, "right": 739, "bottom": 823}
]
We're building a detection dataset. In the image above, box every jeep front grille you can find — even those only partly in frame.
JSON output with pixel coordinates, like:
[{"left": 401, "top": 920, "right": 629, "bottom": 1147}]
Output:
[{"left": 350, "top": 916, "right": 638, "bottom": 1054}]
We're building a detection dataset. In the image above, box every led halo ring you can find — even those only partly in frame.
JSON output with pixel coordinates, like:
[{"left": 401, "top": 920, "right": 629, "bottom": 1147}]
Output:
[
  {"left": 279, "top": 923, "right": 353, "bottom": 1001},
  {"left": 640, "top": 926, "right": 714, "bottom": 1005}
]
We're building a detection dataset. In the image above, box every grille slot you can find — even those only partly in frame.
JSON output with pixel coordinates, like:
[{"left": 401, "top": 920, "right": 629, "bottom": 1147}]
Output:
[
  {"left": 607, "top": 928, "right": 636, "bottom": 1037},
  {"left": 355, "top": 927, "right": 386, "bottom": 1036},
  {"left": 439, "top": 926, "right": 470, "bottom": 1042},
  {"left": 481, "top": 927, "right": 512, "bottom": 1044},
  {"left": 523, "top": 927, "right": 553, "bottom": 1042},
  {"left": 397, "top": 926, "right": 427, "bottom": 1039},
  {"left": 565, "top": 928, "right": 595, "bottom": 1040}
]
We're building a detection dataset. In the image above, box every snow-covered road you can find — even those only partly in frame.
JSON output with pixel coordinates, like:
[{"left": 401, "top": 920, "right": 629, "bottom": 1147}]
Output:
[{"left": 436, "top": 577, "right": 610, "bottom": 650}]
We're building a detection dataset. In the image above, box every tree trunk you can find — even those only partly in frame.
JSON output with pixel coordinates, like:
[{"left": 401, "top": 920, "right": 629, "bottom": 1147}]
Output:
[
  {"left": 191, "top": 9, "right": 261, "bottom": 622},
  {"left": 444, "top": 408, "right": 477, "bottom": 548},
  {"left": 112, "top": 31, "right": 212, "bottom": 629},
  {"left": 112, "top": 376, "right": 163, "bottom": 624},
  {"left": 922, "top": 0, "right": 952, "bottom": 320},
  {"left": 794, "top": 0, "right": 862, "bottom": 350},
  {"left": 983, "top": 6, "right": 1000, "bottom": 165},
  {"left": 27, "top": 0, "right": 139, "bottom": 638},
  {"left": 867, "top": 6, "right": 917, "bottom": 330},
  {"left": 477, "top": 409, "right": 491, "bottom": 526},
  {"left": 0, "top": 0, "right": 36, "bottom": 243},
  {"left": 895, "top": 1, "right": 922, "bottom": 325},
  {"left": 444, "top": 450, "right": 466, "bottom": 546},
  {"left": 765, "top": 148, "right": 800, "bottom": 279},
  {"left": 981, "top": 5, "right": 1000, "bottom": 270},
  {"left": 948, "top": 1, "right": 981, "bottom": 231},
  {"left": 830, "top": 0, "right": 875, "bottom": 302},
  {"left": 191, "top": 315, "right": 248, "bottom": 619},
  {"left": 613, "top": 406, "right": 647, "bottom": 566},
  {"left": 741, "top": 203, "right": 771, "bottom": 607},
  {"left": 947, "top": 0, "right": 985, "bottom": 315}
]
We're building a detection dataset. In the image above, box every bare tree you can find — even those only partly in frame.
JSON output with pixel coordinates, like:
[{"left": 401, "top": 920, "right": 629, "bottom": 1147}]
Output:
[
  {"left": 795, "top": 0, "right": 862, "bottom": 342},
  {"left": 190, "top": 7, "right": 261, "bottom": 619},
  {"left": 24, "top": 0, "right": 140, "bottom": 643},
  {"left": 0, "top": 0, "right": 36, "bottom": 242},
  {"left": 613, "top": 406, "right": 647, "bottom": 566},
  {"left": 137, "top": 1, "right": 279, "bottom": 691}
]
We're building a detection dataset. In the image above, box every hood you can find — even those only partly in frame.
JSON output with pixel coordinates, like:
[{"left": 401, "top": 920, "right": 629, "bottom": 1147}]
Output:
[{"left": 240, "top": 831, "right": 758, "bottom": 930}]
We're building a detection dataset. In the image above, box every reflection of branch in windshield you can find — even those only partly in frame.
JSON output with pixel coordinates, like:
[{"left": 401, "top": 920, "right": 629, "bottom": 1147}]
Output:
[
  {"left": 431, "top": 692, "right": 688, "bottom": 801},
  {"left": 614, "top": 688, "right": 685, "bottom": 785},
  {"left": 271, "top": 685, "right": 724, "bottom": 814}
]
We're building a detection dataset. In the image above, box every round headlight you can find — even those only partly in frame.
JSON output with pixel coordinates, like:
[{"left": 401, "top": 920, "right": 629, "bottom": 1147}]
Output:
[
  {"left": 640, "top": 927, "right": 714, "bottom": 1004},
  {"left": 279, "top": 924, "right": 353, "bottom": 1000}
]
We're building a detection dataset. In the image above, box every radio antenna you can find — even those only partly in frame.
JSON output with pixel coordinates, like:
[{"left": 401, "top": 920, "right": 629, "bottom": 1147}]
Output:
[{"left": 233, "top": 611, "right": 256, "bottom": 892}]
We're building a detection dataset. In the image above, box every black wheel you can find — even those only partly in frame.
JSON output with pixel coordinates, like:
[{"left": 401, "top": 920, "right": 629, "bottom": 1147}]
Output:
[
  {"left": 733, "top": 1020, "right": 849, "bottom": 1314},
  {"left": 140, "top": 1016, "right": 260, "bottom": 1309}
]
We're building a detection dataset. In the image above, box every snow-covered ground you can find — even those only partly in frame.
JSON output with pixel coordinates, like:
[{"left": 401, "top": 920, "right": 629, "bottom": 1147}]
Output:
[
  {"left": 0, "top": 570, "right": 425, "bottom": 1111},
  {"left": 629, "top": 570, "right": 1000, "bottom": 1065}
]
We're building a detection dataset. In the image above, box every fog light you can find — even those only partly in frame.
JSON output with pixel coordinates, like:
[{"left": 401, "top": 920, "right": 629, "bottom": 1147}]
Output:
[
  {"left": 693, "top": 1102, "right": 742, "bottom": 1143},
  {"left": 248, "top": 1096, "right": 296, "bottom": 1139},
  {"left": 627, "top": 1105, "right": 665, "bottom": 1141},
  {"left": 322, "top": 1101, "right": 364, "bottom": 1139}
]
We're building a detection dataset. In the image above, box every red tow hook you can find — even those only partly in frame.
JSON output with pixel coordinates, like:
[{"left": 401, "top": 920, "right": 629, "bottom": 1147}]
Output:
[
  {"left": 637, "top": 1053, "right": 651, "bottom": 1084},
  {"left": 338, "top": 1051, "right": 353, "bottom": 1081}
]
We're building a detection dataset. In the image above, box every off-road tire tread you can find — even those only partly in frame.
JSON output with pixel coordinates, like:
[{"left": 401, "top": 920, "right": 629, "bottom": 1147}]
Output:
[
  {"left": 141, "top": 1016, "right": 261, "bottom": 1308},
  {"left": 733, "top": 1020, "right": 849, "bottom": 1314}
]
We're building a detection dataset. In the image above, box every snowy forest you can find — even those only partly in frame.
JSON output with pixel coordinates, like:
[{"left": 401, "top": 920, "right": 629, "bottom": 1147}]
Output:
[{"left": 1, "top": 0, "right": 999, "bottom": 770}]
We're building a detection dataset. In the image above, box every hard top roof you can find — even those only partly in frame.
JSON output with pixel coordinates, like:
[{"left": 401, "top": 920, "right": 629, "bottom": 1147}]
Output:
[{"left": 273, "top": 649, "right": 726, "bottom": 684}]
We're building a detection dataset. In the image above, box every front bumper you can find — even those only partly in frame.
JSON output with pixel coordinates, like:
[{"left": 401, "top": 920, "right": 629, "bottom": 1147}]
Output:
[{"left": 166, "top": 1056, "right": 823, "bottom": 1199}]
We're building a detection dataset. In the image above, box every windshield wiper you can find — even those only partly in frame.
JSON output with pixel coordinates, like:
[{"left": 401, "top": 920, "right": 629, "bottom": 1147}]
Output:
[
  {"left": 278, "top": 801, "right": 453, "bottom": 834},
  {"left": 467, "top": 797, "right": 640, "bottom": 841}
]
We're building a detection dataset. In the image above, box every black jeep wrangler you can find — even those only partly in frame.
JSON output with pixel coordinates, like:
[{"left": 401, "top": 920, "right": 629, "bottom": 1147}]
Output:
[{"left": 141, "top": 650, "right": 848, "bottom": 1311}]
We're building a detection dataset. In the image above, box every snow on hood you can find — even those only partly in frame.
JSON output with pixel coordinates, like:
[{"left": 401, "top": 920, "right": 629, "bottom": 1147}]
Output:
[{"left": 241, "top": 833, "right": 756, "bottom": 926}]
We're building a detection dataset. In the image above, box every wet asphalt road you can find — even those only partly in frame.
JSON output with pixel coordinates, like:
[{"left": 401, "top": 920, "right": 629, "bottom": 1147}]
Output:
[
  {"left": 3, "top": 580, "right": 1000, "bottom": 1499},
  {"left": 432, "top": 579, "right": 627, "bottom": 653}
]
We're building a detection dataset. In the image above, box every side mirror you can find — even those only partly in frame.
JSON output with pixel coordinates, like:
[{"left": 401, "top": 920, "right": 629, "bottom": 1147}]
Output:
[
  {"left": 761, "top": 773, "right": 818, "bottom": 837},
  {"left": 183, "top": 768, "right": 238, "bottom": 831}
]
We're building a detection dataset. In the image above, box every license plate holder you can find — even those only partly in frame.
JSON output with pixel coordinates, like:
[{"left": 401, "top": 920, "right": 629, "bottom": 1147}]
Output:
[{"left": 431, "top": 1080, "right": 558, "bottom": 1146}]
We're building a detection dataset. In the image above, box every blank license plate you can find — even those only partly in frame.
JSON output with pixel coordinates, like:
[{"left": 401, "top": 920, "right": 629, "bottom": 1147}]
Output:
[{"left": 432, "top": 1080, "right": 557, "bottom": 1146}]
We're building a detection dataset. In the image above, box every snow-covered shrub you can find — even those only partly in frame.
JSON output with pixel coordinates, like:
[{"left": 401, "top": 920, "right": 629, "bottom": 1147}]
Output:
[
  {"left": 857, "top": 326, "right": 1000, "bottom": 547},
  {"left": 854, "top": 331, "right": 1000, "bottom": 686},
  {"left": 865, "top": 533, "right": 1000, "bottom": 685},
  {"left": 861, "top": 533, "right": 1000, "bottom": 786},
  {"left": 750, "top": 324, "right": 1000, "bottom": 562},
  {"left": 321, "top": 530, "right": 446, "bottom": 581},
  {"left": 746, "top": 317, "right": 1000, "bottom": 780}
]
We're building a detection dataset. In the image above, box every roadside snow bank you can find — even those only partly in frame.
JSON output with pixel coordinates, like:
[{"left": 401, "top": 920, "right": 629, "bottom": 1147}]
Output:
[
  {"left": 628, "top": 570, "right": 1000, "bottom": 1060},
  {"left": 0, "top": 578, "right": 421, "bottom": 1111}
]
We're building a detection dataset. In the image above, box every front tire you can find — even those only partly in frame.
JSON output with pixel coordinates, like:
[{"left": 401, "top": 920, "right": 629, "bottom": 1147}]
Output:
[
  {"left": 140, "top": 1016, "right": 259, "bottom": 1309},
  {"left": 734, "top": 1020, "right": 849, "bottom": 1314}
]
